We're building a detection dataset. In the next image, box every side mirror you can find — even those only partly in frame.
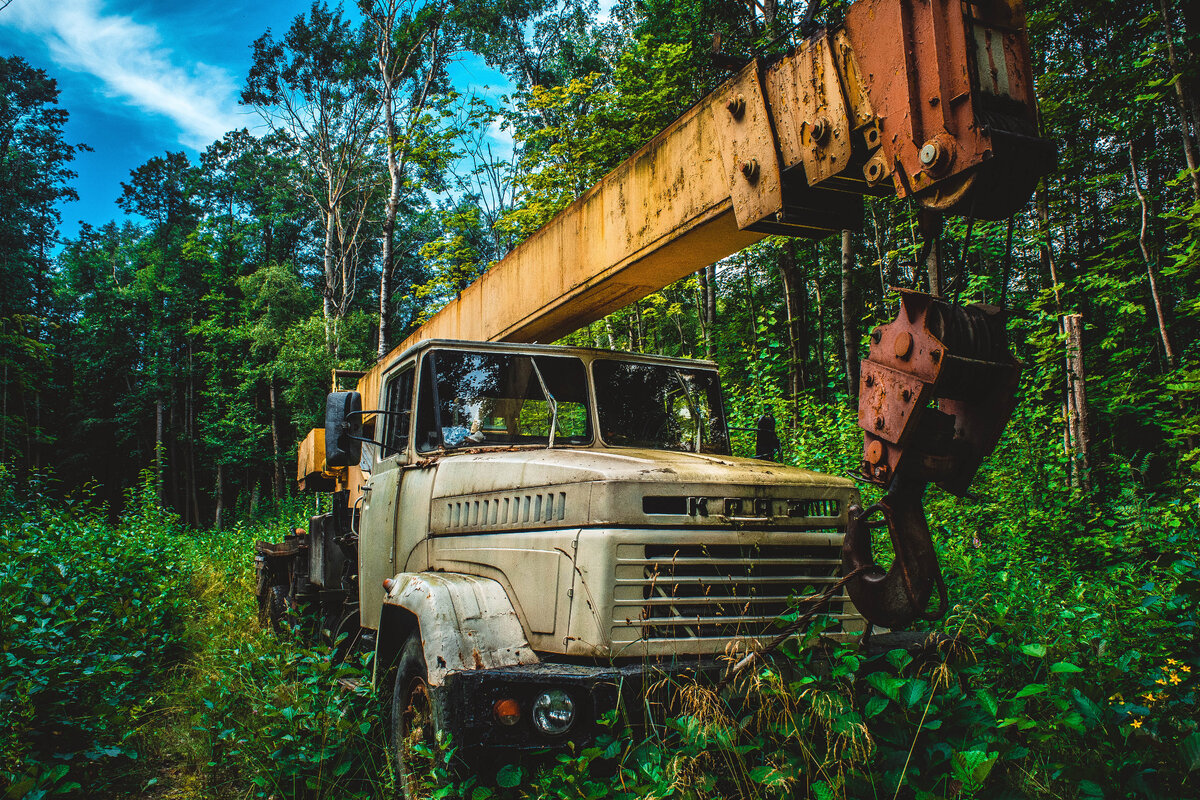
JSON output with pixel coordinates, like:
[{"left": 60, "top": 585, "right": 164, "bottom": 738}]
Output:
[
  {"left": 754, "top": 414, "right": 781, "bottom": 460},
  {"left": 325, "top": 391, "right": 363, "bottom": 467}
]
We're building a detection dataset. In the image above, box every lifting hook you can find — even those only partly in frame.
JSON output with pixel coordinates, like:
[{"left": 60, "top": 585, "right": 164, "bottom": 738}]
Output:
[{"left": 842, "top": 474, "right": 947, "bottom": 630}]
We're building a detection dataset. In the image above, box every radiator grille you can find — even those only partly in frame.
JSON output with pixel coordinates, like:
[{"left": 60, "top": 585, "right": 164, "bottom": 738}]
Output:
[{"left": 612, "top": 542, "right": 855, "bottom": 642}]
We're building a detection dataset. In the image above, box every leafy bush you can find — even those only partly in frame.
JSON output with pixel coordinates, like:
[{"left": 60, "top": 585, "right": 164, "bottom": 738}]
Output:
[{"left": 0, "top": 468, "right": 198, "bottom": 797}]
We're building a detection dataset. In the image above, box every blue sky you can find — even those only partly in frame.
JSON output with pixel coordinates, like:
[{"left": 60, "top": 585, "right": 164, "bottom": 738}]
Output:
[{"left": 0, "top": 0, "right": 512, "bottom": 244}]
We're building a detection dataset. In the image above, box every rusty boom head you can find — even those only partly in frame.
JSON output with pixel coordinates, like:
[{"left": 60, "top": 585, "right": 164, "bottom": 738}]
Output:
[{"left": 712, "top": 0, "right": 1054, "bottom": 239}]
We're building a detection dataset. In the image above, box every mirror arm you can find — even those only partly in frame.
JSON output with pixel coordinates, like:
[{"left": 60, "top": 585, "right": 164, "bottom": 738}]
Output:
[
  {"left": 346, "top": 409, "right": 408, "bottom": 420},
  {"left": 342, "top": 433, "right": 386, "bottom": 448}
]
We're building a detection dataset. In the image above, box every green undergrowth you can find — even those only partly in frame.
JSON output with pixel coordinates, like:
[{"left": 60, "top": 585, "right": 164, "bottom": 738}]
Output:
[
  {"left": 0, "top": 470, "right": 388, "bottom": 800},
  {"left": 3, "top": 391, "right": 1199, "bottom": 799}
]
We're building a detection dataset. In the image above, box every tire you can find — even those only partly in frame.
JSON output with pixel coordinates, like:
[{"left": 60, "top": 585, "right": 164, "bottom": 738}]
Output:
[
  {"left": 268, "top": 584, "right": 291, "bottom": 634},
  {"left": 390, "top": 634, "right": 439, "bottom": 799}
]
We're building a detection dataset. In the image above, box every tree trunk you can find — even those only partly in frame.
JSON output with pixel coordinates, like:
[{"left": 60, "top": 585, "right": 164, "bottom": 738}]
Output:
[
  {"left": 919, "top": 210, "right": 944, "bottom": 296},
  {"left": 697, "top": 268, "right": 712, "bottom": 357},
  {"left": 155, "top": 397, "right": 164, "bottom": 505},
  {"left": 743, "top": 263, "right": 758, "bottom": 352},
  {"left": 1159, "top": 0, "right": 1200, "bottom": 203},
  {"left": 323, "top": 209, "right": 337, "bottom": 352},
  {"left": 812, "top": 277, "right": 827, "bottom": 402},
  {"left": 378, "top": 76, "right": 399, "bottom": 358},
  {"left": 704, "top": 264, "right": 717, "bottom": 355},
  {"left": 779, "top": 244, "right": 806, "bottom": 399},
  {"left": 1128, "top": 143, "right": 1178, "bottom": 369},
  {"left": 214, "top": 462, "right": 225, "bottom": 531},
  {"left": 632, "top": 302, "right": 644, "bottom": 352},
  {"left": 270, "top": 379, "right": 284, "bottom": 502},
  {"left": 1063, "top": 313, "right": 1092, "bottom": 492},
  {"left": 840, "top": 230, "right": 860, "bottom": 401},
  {"left": 186, "top": 343, "right": 200, "bottom": 526}
]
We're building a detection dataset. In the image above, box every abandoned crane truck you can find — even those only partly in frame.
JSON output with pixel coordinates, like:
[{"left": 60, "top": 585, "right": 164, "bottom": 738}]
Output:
[{"left": 257, "top": 0, "right": 1052, "bottom": 787}]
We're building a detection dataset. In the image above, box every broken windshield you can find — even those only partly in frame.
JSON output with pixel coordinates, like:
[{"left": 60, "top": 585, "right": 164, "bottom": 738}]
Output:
[
  {"left": 593, "top": 360, "right": 731, "bottom": 454},
  {"left": 415, "top": 350, "right": 592, "bottom": 452}
]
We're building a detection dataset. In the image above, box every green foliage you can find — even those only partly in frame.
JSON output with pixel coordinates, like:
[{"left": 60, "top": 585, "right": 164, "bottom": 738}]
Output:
[{"left": 0, "top": 468, "right": 196, "bottom": 797}]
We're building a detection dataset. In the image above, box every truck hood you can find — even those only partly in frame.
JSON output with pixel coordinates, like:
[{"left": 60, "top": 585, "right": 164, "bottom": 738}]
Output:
[
  {"left": 430, "top": 447, "right": 852, "bottom": 493},
  {"left": 427, "top": 447, "right": 856, "bottom": 534}
]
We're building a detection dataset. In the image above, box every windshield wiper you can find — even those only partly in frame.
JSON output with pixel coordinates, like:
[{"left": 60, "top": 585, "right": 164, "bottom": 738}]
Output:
[{"left": 529, "top": 358, "right": 559, "bottom": 448}]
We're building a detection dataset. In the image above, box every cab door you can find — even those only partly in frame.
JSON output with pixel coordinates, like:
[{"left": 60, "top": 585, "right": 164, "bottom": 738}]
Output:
[{"left": 358, "top": 363, "right": 415, "bottom": 631}]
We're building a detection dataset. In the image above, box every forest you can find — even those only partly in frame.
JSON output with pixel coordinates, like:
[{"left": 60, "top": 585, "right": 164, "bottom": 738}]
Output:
[{"left": 2, "top": 0, "right": 1199, "bottom": 797}]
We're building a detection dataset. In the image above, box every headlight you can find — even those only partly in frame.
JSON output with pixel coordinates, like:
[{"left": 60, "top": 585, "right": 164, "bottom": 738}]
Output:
[{"left": 532, "top": 689, "right": 575, "bottom": 735}]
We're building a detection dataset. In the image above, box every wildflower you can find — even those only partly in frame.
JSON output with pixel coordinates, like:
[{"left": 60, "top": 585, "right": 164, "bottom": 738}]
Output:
[
  {"left": 1130, "top": 718, "right": 1143, "bottom": 729},
  {"left": 1167, "top": 658, "right": 1180, "bottom": 666},
  {"left": 1181, "top": 666, "right": 1191, "bottom": 673},
  {"left": 1140, "top": 692, "right": 1156, "bottom": 703},
  {"left": 1155, "top": 678, "right": 1167, "bottom": 685},
  {"left": 1169, "top": 673, "right": 1181, "bottom": 685}
]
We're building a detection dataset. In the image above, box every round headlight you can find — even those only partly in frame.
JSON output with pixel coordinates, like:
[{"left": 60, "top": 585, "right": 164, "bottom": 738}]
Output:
[{"left": 531, "top": 689, "right": 575, "bottom": 735}]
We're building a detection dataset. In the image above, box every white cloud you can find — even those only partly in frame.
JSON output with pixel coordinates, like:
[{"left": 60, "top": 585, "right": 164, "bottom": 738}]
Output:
[
  {"left": 484, "top": 115, "right": 515, "bottom": 159},
  {"left": 3, "top": 0, "right": 244, "bottom": 149}
]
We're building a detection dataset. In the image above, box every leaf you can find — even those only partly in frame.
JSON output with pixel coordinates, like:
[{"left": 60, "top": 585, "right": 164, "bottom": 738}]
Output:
[
  {"left": 952, "top": 750, "right": 998, "bottom": 793},
  {"left": 1079, "top": 779, "right": 1105, "bottom": 798},
  {"left": 975, "top": 689, "right": 998, "bottom": 718},
  {"left": 867, "top": 672, "right": 903, "bottom": 702},
  {"left": 1072, "top": 689, "right": 1103, "bottom": 728},
  {"left": 1020, "top": 643, "right": 1047, "bottom": 658},
  {"left": 1050, "top": 661, "right": 1084, "bottom": 673},
  {"left": 901, "top": 678, "right": 929, "bottom": 709},
  {"left": 865, "top": 696, "right": 889, "bottom": 718},
  {"left": 496, "top": 764, "right": 522, "bottom": 789},
  {"left": 1014, "top": 683, "right": 1048, "bottom": 699},
  {"left": 1181, "top": 732, "right": 1200, "bottom": 772},
  {"left": 749, "top": 765, "right": 782, "bottom": 785}
]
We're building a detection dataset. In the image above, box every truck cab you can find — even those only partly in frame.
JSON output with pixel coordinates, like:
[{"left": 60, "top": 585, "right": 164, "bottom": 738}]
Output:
[{"left": 281, "top": 339, "right": 864, "bottom": 786}]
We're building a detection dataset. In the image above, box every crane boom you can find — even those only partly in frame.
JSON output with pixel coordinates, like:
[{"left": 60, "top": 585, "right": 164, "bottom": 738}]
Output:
[{"left": 353, "top": 0, "right": 1051, "bottom": 408}]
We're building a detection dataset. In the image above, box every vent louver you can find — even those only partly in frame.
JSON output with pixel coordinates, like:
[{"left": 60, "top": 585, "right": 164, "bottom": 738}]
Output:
[{"left": 445, "top": 491, "right": 568, "bottom": 529}]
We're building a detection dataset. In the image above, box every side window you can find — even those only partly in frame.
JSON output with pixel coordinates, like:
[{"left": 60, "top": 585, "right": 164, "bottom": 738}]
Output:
[{"left": 381, "top": 366, "right": 415, "bottom": 459}]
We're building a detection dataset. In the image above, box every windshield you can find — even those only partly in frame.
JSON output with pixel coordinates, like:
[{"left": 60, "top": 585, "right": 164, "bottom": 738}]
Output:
[
  {"left": 416, "top": 350, "right": 592, "bottom": 452},
  {"left": 593, "top": 360, "right": 731, "bottom": 454}
]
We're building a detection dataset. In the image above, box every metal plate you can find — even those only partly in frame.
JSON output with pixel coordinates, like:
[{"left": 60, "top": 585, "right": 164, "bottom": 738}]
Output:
[
  {"left": 857, "top": 360, "right": 930, "bottom": 445},
  {"left": 711, "top": 60, "right": 785, "bottom": 230}
]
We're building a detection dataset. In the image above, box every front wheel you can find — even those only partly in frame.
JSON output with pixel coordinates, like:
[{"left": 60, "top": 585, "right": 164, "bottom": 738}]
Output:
[{"left": 390, "top": 635, "right": 440, "bottom": 799}]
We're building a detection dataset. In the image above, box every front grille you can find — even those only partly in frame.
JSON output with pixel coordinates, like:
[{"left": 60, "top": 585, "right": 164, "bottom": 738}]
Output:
[{"left": 612, "top": 542, "right": 855, "bottom": 643}]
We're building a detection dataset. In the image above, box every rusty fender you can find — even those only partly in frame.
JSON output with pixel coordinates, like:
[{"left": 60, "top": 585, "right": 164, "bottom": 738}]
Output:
[{"left": 380, "top": 572, "right": 540, "bottom": 686}]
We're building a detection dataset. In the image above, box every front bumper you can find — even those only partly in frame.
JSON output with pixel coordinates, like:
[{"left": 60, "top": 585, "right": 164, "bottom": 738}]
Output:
[{"left": 433, "top": 658, "right": 723, "bottom": 752}]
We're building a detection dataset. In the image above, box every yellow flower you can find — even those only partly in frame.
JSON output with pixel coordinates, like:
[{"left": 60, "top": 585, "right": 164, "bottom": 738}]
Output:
[
  {"left": 1140, "top": 692, "right": 1156, "bottom": 703},
  {"left": 1131, "top": 718, "right": 1143, "bottom": 729},
  {"left": 1167, "top": 658, "right": 1180, "bottom": 666},
  {"left": 1155, "top": 678, "right": 1168, "bottom": 685},
  {"left": 1169, "top": 674, "right": 1182, "bottom": 685},
  {"left": 1181, "top": 666, "right": 1192, "bottom": 673}
]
